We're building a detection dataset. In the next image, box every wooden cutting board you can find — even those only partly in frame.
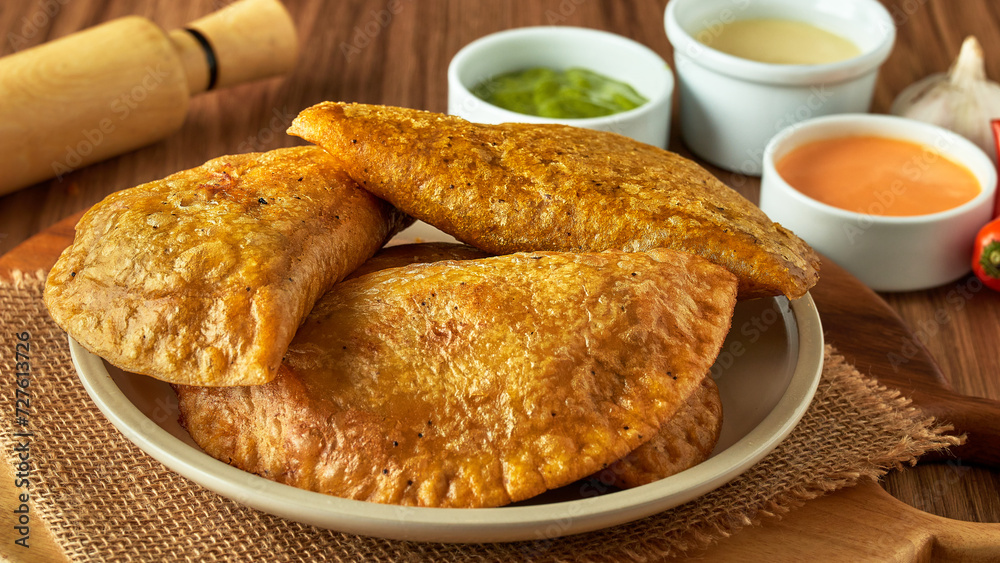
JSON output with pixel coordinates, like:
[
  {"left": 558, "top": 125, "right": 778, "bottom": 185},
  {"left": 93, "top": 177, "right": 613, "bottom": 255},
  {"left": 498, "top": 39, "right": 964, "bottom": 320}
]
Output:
[{"left": 1, "top": 212, "right": 999, "bottom": 562}]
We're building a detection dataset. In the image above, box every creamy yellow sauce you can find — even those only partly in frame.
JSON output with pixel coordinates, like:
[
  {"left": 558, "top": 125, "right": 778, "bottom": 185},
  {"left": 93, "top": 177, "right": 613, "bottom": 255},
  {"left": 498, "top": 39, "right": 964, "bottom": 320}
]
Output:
[{"left": 697, "top": 19, "right": 861, "bottom": 65}]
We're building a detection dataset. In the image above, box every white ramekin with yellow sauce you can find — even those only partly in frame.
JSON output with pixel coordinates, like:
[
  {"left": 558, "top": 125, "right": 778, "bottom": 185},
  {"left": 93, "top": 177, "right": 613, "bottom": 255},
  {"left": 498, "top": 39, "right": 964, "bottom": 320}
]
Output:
[{"left": 665, "top": 0, "right": 896, "bottom": 175}]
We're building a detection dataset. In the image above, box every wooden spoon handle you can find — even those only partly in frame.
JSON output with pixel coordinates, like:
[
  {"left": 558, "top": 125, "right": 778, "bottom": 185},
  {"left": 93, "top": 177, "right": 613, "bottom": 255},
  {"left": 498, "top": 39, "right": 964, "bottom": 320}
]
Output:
[
  {"left": 933, "top": 527, "right": 1000, "bottom": 562},
  {"left": 867, "top": 483, "right": 1000, "bottom": 560},
  {"left": 909, "top": 387, "right": 1000, "bottom": 468}
]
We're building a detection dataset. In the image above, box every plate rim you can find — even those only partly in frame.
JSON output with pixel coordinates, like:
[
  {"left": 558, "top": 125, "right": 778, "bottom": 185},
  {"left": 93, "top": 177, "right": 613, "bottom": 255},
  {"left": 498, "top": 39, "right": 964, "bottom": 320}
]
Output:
[{"left": 70, "top": 293, "right": 824, "bottom": 544}]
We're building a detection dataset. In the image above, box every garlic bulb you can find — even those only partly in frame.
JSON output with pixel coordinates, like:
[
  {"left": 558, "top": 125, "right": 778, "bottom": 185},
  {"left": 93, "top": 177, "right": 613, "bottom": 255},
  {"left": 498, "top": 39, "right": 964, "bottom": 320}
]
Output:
[{"left": 891, "top": 36, "right": 1000, "bottom": 162}]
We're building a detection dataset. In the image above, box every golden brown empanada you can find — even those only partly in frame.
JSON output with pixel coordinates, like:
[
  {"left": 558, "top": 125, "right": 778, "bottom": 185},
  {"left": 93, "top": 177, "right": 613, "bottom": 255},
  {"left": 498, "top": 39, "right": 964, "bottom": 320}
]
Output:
[
  {"left": 343, "top": 241, "right": 492, "bottom": 280},
  {"left": 601, "top": 376, "right": 723, "bottom": 488},
  {"left": 288, "top": 102, "right": 820, "bottom": 300},
  {"left": 175, "top": 247, "right": 738, "bottom": 507},
  {"left": 351, "top": 243, "right": 725, "bottom": 489},
  {"left": 44, "top": 146, "right": 411, "bottom": 386}
]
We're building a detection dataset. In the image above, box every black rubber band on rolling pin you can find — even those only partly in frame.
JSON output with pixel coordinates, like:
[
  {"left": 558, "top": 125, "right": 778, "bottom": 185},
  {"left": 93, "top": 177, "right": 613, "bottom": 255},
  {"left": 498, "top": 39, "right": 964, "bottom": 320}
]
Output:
[{"left": 184, "top": 27, "right": 218, "bottom": 91}]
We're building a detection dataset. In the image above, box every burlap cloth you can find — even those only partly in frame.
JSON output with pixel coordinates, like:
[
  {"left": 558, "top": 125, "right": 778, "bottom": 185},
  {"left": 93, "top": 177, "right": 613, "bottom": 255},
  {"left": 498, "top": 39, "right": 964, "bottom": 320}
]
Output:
[{"left": 0, "top": 271, "right": 963, "bottom": 562}]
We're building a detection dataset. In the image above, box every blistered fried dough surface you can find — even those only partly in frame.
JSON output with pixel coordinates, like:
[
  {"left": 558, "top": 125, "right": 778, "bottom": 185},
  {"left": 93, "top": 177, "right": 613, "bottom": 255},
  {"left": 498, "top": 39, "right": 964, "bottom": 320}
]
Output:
[
  {"left": 176, "top": 248, "right": 738, "bottom": 507},
  {"left": 288, "top": 102, "right": 820, "bottom": 299},
  {"left": 44, "top": 146, "right": 411, "bottom": 386},
  {"left": 353, "top": 243, "right": 722, "bottom": 489},
  {"left": 344, "top": 241, "right": 492, "bottom": 280},
  {"left": 603, "top": 376, "right": 723, "bottom": 488}
]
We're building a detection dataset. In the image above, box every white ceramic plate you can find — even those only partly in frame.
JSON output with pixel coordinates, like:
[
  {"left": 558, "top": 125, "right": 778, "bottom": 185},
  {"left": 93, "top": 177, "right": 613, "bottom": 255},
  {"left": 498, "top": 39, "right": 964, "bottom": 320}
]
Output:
[{"left": 71, "top": 222, "right": 824, "bottom": 543}]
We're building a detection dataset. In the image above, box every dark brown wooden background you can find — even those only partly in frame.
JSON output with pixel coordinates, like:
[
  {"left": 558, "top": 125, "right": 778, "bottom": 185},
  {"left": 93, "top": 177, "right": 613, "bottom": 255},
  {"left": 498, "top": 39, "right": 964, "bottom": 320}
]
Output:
[{"left": 1, "top": 1, "right": 998, "bottom": 561}]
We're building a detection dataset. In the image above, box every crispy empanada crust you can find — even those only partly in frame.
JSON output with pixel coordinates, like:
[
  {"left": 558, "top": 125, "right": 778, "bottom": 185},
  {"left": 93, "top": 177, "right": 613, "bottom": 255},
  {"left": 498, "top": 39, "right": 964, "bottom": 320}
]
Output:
[
  {"left": 353, "top": 243, "right": 724, "bottom": 489},
  {"left": 288, "top": 102, "right": 820, "bottom": 300},
  {"left": 176, "top": 247, "right": 738, "bottom": 508},
  {"left": 44, "top": 146, "right": 411, "bottom": 386},
  {"left": 601, "top": 376, "right": 723, "bottom": 488},
  {"left": 343, "top": 241, "right": 493, "bottom": 280}
]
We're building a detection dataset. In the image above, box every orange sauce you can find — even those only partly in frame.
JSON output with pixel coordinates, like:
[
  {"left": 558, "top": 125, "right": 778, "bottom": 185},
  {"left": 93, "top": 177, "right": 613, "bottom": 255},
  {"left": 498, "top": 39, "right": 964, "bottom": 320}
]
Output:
[{"left": 776, "top": 135, "right": 981, "bottom": 216}]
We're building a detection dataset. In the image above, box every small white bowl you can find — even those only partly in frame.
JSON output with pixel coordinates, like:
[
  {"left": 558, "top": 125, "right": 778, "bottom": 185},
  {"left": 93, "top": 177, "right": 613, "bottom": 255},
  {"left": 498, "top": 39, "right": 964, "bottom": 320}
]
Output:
[
  {"left": 448, "top": 26, "right": 674, "bottom": 149},
  {"left": 759, "top": 114, "right": 997, "bottom": 292},
  {"left": 665, "top": 0, "right": 896, "bottom": 174}
]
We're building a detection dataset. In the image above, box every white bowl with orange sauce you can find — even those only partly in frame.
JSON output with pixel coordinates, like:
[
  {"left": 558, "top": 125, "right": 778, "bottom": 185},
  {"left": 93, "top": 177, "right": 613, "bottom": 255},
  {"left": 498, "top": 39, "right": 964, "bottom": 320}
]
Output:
[{"left": 760, "top": 114, "right": 997, "bottom": 292}]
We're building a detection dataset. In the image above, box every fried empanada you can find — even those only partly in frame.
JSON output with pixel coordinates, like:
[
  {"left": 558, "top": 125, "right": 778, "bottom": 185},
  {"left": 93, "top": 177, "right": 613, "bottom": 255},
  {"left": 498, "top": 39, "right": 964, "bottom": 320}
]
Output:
[
  {"left": 353, "top": 242, "right": 723, "bottom": 489},
  {"left": 601, "top": 376, "right": 723, "bottom": 488},
  {"left": 288, "top": 102, "right": 820, "bottom": 300},
  {"left": 344, "top": 241, "right": 492, "bottom": 280},
  {"left": 175, "top": 247, "right": 738, "bottom": 508},
  {"left": 44, "top": 146, "right": 411, "bottom": 386}
]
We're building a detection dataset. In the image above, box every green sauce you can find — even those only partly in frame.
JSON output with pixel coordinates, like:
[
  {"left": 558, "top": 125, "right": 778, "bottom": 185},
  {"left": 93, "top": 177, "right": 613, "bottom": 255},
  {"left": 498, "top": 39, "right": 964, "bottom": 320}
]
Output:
[{"left": 471, "top": 67, "right": 648, "bottom": 119}]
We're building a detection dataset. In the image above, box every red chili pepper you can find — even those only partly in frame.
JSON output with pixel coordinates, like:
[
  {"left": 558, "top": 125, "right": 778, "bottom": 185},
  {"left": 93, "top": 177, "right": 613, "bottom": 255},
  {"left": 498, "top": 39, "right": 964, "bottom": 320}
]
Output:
[{"left": 973, "top": 217, "right": 1000, "bottom": 291}]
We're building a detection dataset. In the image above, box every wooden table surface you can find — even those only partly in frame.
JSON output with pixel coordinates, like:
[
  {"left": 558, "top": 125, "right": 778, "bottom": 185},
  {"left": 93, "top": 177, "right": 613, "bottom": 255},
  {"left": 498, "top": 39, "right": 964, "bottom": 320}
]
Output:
[{"left": 1, "top": 1, "right": 998, "bottom": 561}]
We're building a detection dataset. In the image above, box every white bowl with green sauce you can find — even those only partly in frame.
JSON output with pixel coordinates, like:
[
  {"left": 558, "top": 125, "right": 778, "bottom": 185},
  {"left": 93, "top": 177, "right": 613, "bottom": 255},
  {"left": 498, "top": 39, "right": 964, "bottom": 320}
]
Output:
[
  {"left": 664, "top": 0, "right": 896, "bottom": 175},
  {"left": 448, "top": 26, "right": 674, "bottom": 149}
]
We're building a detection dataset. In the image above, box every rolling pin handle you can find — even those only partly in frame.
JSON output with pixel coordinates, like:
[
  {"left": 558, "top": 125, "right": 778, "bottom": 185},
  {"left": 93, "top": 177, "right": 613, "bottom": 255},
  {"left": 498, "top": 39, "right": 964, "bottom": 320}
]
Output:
[
  {"left": 0, "top": 0, "right": 296, "bottom": 196},
  {"left": 182, "top": 0, "right": 299, "bottom": 92},
  {"left": 182, "top": 28, "right": 218, "bottom": 91}
]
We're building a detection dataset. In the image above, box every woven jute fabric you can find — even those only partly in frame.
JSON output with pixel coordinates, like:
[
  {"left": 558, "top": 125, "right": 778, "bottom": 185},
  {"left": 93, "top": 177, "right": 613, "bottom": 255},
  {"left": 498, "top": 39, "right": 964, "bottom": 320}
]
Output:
[{"left": 0, "top": 272, "right": 963, "bottom": 562}]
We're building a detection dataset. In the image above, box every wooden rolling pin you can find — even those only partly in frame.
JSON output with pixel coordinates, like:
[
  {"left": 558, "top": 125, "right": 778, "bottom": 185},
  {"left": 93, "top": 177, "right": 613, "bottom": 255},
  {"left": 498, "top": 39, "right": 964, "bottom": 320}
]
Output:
[{"left": 0, "top": 0, "right": 298, "bottom": 196}]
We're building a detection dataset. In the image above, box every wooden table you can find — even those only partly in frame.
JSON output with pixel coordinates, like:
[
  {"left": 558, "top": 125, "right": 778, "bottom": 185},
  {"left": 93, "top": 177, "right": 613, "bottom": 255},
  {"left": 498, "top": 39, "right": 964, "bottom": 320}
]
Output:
[{"left": 1, "top": 1, "right": 998, "bottom": 561}]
